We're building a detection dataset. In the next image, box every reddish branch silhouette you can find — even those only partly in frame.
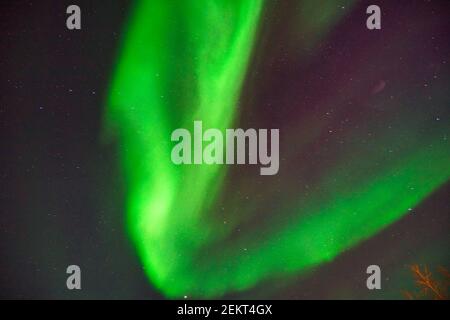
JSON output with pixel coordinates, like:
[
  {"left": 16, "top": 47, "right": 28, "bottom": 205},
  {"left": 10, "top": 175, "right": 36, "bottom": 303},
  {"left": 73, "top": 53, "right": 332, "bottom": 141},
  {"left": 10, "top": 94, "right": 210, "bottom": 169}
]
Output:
[{"left": 403, "top": 265, "right": 449, "bottom": 300}]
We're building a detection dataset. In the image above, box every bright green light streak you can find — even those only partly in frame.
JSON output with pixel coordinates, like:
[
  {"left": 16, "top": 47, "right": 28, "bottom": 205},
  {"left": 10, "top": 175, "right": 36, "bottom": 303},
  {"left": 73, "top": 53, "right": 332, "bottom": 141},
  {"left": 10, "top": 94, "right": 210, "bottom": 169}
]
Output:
[
  {"left": 105, "top": 0, "right": 449, "bottom": 298},
  {"left": 106, "top": 0, "right": 263, "bottom": 296}
]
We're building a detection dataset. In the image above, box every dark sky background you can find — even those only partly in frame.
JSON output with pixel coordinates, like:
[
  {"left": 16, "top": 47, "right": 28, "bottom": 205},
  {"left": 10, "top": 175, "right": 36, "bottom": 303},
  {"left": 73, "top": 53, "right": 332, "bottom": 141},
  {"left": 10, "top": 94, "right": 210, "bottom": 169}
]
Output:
[{"left": 0, "top": 0, "right": 449, "bottom": 299}]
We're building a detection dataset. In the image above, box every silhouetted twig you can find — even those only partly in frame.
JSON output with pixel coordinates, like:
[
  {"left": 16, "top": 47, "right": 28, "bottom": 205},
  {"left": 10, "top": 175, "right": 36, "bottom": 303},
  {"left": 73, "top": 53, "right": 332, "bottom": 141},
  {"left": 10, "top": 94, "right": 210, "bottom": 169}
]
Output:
[{"left": 403, "top": 265, "right": 449, "bottom": 300}]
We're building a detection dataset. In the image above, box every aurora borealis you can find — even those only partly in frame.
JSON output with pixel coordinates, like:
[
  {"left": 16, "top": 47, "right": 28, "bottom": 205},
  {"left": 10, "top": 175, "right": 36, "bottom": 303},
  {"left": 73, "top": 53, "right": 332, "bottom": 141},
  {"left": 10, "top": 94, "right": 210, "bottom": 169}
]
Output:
[
  {"left": 1, "top": 0, "right": 449, "bottom": 300},
  {"left": 105, "top": 0, "right": 450, "bottom": 298}
]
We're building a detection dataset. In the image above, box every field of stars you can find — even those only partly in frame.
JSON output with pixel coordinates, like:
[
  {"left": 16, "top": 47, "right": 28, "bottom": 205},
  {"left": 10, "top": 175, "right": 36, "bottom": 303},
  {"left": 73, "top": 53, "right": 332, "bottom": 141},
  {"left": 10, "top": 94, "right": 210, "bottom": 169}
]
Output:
[{"left": 1, "top": 0, "right": 449, "bottom": 299}]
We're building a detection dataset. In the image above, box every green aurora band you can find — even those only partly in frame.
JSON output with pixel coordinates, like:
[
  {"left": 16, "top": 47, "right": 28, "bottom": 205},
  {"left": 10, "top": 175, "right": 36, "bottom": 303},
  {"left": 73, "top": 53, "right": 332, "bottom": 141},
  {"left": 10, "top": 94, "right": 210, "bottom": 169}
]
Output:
[{"left": 105, "top": 0, "right": 450, "bottom": 297}]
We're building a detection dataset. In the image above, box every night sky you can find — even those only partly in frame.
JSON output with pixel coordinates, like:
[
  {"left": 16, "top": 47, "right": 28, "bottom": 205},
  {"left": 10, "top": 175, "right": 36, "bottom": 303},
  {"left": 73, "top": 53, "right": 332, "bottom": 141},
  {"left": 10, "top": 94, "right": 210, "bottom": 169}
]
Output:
[{"left": 1, "top": 0, "right": 449, "bottom": 299}]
